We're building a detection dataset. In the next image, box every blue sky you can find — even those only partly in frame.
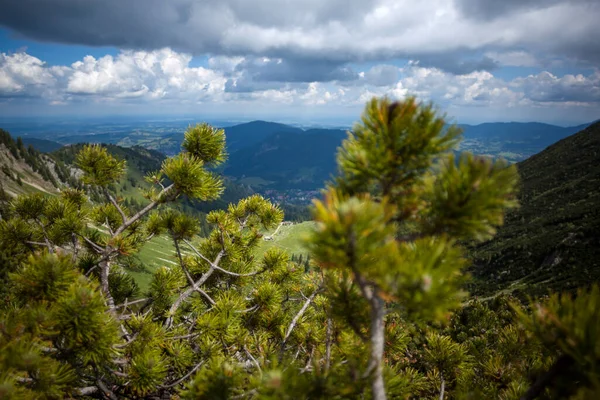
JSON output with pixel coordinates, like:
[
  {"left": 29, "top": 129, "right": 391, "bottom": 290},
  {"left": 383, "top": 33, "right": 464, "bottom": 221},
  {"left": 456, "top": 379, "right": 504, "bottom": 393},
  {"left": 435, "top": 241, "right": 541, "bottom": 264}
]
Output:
[{"left": 0, "top": 0, "right": 599, "bottom": 125}]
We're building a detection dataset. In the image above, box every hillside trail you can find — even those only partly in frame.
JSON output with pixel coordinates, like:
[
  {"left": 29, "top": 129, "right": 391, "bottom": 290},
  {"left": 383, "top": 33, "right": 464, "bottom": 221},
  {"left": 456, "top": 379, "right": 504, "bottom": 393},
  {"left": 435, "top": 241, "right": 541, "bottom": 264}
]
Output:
[
  {"left": 264, "top": 221, "right": 287, "bottom": 240},
  {"left": 23, "top": 180, "right": 54, "bottom": 195}
]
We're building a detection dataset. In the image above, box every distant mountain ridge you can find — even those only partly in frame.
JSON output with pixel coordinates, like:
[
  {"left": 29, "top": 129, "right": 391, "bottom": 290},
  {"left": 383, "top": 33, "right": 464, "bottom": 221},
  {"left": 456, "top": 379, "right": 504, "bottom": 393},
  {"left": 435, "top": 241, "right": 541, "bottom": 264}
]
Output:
[
  {"left": 21, "top": 137, "right": 64, "bottom": 153},
  {"left": 221, "top": 120, "right": 593, "bottom": 190},
  {"left": 3, "top": 118, "right": 596, "bottom": 192},
  {"left": 458, "top": 122, "right": 589, "bottom": 157}
]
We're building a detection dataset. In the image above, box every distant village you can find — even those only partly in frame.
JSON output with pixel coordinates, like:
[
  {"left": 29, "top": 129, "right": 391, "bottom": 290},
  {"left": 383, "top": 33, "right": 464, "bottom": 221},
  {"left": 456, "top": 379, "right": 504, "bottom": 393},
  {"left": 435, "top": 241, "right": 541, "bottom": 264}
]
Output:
[{"left": 261, "top": 189, "right": 321, "bottom": 205}]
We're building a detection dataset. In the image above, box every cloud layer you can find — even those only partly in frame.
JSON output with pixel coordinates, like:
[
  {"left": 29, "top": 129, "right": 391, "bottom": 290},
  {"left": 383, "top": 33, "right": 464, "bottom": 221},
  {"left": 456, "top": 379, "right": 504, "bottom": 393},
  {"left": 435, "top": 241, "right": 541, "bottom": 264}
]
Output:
[{"left": 1, "top": 48, "right": 598, "bottom": 123}]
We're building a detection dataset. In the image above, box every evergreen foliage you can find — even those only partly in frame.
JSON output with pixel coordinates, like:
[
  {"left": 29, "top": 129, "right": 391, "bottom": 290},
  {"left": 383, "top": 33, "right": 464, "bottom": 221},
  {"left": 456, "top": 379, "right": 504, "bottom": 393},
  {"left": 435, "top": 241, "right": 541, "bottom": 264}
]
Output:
[{"left": 0, "top": 98, "right": 597, "bottom": 399}]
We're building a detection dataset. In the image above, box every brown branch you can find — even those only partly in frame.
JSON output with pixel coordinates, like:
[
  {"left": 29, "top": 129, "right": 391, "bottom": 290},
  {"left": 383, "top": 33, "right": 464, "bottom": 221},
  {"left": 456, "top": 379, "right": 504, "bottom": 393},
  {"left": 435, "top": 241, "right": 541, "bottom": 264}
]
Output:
[
  {"left": 235, "top": 304, "right": 259, "bottom": 313},
  {"left": 194, "top": 287, "right": 216, "bottom": 306},
  {"left": 80, "top": 235, "right": 104, "bottom": 253},
  {"left": 25, "top": 240, "right": 51, "bottom": 247}
]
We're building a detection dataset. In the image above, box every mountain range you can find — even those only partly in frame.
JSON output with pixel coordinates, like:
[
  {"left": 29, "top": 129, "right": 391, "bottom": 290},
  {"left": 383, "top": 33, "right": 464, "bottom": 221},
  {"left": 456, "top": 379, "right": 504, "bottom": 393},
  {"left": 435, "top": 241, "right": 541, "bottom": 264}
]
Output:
[{"left": 19, "top": 119, "right": 594, "bottom": 192}]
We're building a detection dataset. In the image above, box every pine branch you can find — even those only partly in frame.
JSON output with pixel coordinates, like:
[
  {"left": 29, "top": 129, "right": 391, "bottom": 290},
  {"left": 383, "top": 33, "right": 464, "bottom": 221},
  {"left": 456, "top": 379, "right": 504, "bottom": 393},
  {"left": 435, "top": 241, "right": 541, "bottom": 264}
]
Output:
[
  {"left": 103, "top": 187, "right": 127, "bottom": 225},
  {"left": 325, "top": 317, "right": 333, "bottom": 372},
  {"left": 183, "top": 239, "right": 262, "bottom": 277},
  {"left": 114, "top": 332, "right": 139, "bottom": 348},
  {"left": 354, "top": 266, "right": 386, "bottom": 400},
  {"left": 174, "top": 239, "right": 196, "bottom": 287},
  {"left": 235, "top": 304, "right": 259, "bottom": 313},
  {"left": 281, "top": 284, "right": 322, "bottom": 355},
  {"left": 159, "top": 360, "right": 205, "bottom": 389},
  {"left": 114, "top": 298, "right": 148, "bottom": 309},
  {"left": 96, "top": 379, "right": 118, "bottom": 400},
  {"left": 165, "top": 250, "right": 224, "bottom": 328},
  {"left": 194, "top": 287, "right": 216, "bottom": 305},
  {"left": 243, "top": 345, "right": 262, "bottom": 375},
  {"left": 113, "top": 183, "right": 175, "bottom": 236},
  {"left": 80, "top": 235, "right": 104, "bottom": 253},
  {"left": 25, "top": 240, "right": 52, "bottom": 247},
  {"left": 34, "top": 220, "right": 54, "bottom": 253}
]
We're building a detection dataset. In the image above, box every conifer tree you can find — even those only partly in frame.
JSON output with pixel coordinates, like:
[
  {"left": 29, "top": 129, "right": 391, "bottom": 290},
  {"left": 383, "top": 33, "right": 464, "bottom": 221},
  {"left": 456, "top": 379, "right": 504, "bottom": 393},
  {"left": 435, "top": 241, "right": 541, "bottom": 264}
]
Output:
[{"left": 307, "top": 97, "right": 519, "bottom": 399}]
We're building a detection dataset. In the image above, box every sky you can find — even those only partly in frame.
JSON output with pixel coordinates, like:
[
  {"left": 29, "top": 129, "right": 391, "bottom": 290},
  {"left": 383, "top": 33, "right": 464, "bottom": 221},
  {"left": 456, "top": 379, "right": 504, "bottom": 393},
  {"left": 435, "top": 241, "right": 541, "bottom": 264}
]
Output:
[{"left": 0, "top": 0, "right": 599, "bottom": 125}]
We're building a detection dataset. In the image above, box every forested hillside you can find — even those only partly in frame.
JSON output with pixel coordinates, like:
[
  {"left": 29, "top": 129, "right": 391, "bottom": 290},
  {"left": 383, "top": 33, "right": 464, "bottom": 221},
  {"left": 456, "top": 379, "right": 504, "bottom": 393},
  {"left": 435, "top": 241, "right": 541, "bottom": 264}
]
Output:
[
  {"left": 471, "top": 121, "right": 600, "bottom": 297},
  {"left": 224, "top": 129, "right": 346, "bottom": 189}
]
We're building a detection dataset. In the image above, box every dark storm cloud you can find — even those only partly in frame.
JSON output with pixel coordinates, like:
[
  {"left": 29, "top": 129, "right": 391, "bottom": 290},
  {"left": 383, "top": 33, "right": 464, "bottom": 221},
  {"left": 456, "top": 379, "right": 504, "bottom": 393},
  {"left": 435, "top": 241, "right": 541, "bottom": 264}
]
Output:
[
  {"left": 1, "top": 0, "right": 599, "bottom": 80},
  {"left": 233, "top": 58, "right": 358, "bottom": 83},
  {"left": 416, "top": 55, "right": 499, "bottom": 75},
  {"left": 223, "top": 58, "right": 357, "bottom": 92},
  {"left": 0, "top": 0, "right": 376, "bottom": 54},
  {"left": 454, "top": 0, "right": 563, "bottom": 20}
]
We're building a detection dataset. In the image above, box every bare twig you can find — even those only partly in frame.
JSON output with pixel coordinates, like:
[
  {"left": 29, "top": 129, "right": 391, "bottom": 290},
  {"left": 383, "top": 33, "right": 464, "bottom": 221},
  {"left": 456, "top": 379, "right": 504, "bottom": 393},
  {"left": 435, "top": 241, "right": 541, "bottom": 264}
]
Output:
[
  {"left": 114, "top": 298, "right": 148, "bottom": 310},
  {"left": 281, "top": 285, "right": 322, "bottom": 353},
  {"left": 165, "top": 250, "right": 225, "bottom": 328},
  {"left": 325, "top": 317, "right": 333, "bottom": 372},
  {"left": 160, "top": 360, "right": 205, "bottom": 389},
  {"left": 194, "top": 288, "right": 216, "bottom": 306},
  {"left": 96, "top": 379, "right": 118, "bottom": 400},
  {"left": 243, "top": 346, "right": 262, "bottom": 375},
  {"left": 81, "top": 235, "right": 104, "bottom": 253},
  {"left": 113, "top": 184, "right": 175, "bottom": 236},
  {"left": 104, "top": 188, "right": 127, "bottom": 225},
  {"left": 75, "top": 386, "right": 98, "bottom": 396},
  {"left": 235, "top": 304, "right": 259, "bottom": 313},
  {"left": 183, "top": 239, "right": 261, "bottom": 277}
]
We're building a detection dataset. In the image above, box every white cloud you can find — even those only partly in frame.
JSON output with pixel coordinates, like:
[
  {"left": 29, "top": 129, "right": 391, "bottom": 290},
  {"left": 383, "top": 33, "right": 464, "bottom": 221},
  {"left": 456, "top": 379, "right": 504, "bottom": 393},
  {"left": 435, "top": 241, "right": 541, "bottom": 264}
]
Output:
[
  {"left": 0, "top": 52, "right": 56, "bottom": 95},
  {"left": 0, "top": 49, "right": 598, "bottom": 124},
  {"left": 66, "top": 49, "right": 226, "bottom": 101}
]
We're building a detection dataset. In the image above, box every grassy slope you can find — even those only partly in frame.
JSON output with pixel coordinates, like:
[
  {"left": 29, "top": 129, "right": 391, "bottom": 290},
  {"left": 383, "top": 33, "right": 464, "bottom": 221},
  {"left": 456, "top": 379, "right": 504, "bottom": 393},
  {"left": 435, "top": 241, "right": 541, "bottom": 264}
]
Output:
[
  {"left": 470, "top": 122, "right": 600, "bottom": 298},
  {"left": 130, "top": 221, "right": 315, "bottom": 294},
  {"left": 128, "top": 235, "right": 178, "bottom": 293},
  {"left": 255, "top": 221, "right": 315, "bottom": 257}
]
